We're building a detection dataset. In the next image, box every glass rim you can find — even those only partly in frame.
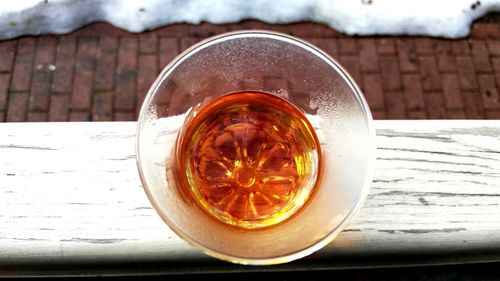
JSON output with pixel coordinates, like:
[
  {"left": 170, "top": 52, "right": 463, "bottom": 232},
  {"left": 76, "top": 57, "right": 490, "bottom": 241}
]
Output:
[{"left": 136, "top": 30, "right": 377, "bottom": 265}]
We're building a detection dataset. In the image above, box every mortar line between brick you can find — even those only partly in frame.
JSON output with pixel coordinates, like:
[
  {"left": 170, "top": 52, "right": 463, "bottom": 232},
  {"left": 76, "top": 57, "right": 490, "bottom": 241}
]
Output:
[
  {"left": 68, "top": 36, "right": 80, "bottom": 119},
  {"left": 89, "top": 37, "right": 98, "bottom": 121},
  {"left": 359, "top": 69, "right": 379, "bottom": 75},
  {"left": 49, "top": 35, "right": 78, "bottom": 100},
  {"left": 68, "top": 36, "right": 84, "bottom": 118},
  {"left": 114, "top": 110, "right": 135, "bottom": 113},
  {"left": 475, "top": 69, "right": 495, "bottom": 74},
  {"left": 133, "top": 36, "right": 139, "bottom": 119},
  {"left": 458, "top": 56, "right": 481, "bottom": 117},
  {"left": 12, "top": 38, "right": 34, "bottom": 122},
  {"left": 399, "top": 69, "right": 420, "bottom": 74},
  {"left": 2, "top": 39, "right": 18, "bottom": 121},
  {"left": 156, "top": 34, "right": 161, "bottom": 72},
  {"left": 463, "top": 89, "right": 487, "bottom": 118},
  {"left": 27, "top": 38, "right": 38, "bottom": 105},
  {"left": 83, "top": 36, "right": 95, "bottom": 121},
  {"left": 31, "top": 38, "right": 56, "bottom": 121},
  {"left": 403, "top": 48, "right": 426, "bottom": 112},
  {"left": 108, "top": 36, "right": 119, "bottom": 121},
  {"left": 417, "top": 54, "right": 440, "bottom": 113}
]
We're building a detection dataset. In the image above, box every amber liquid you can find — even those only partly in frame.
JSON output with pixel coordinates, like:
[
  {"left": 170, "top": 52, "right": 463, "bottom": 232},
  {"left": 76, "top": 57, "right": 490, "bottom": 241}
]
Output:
[{"left": 174, "top": 91, "right": 321, "bottom": 230}]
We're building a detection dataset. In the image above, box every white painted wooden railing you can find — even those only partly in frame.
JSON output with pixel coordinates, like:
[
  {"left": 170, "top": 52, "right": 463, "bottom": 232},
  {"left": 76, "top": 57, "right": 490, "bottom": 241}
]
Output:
[{"left": 0, "top": 121, "right": 499, "bottom": 277}]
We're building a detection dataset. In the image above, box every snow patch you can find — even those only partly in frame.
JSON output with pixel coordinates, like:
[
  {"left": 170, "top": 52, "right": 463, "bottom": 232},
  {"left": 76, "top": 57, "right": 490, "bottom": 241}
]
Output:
[{"left": 0, "top": 0, "right": 499, "bottom": 40}]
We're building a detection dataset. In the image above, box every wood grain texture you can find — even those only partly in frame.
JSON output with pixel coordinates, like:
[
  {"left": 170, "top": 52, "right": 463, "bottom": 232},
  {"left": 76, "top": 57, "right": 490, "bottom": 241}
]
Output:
[{"left": 0, "top": 121, "right": 499, "bottom": 276}]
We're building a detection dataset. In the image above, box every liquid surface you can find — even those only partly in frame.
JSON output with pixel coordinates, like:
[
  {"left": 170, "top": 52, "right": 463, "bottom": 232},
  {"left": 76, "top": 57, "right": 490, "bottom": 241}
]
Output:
[{"left": 174, "top": 91, "right": 321, "bottom": 229}]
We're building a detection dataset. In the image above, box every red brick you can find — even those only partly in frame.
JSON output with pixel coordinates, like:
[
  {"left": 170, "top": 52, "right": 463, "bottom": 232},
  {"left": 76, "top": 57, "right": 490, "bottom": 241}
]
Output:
[
  {"left": 159, "top": 38, "right": 178, "bottom": 69},
  {"left": 424, "top": 93, "right": 446, "bottom": 119},
  {"left": 48, "top": 94, "right": 69, "bottom": 121},
  {"left": 456, "top": 56, "right": 478, "bottom": 90},
  {"left": 264, "top": 75, "right": 289, "bottom": 92},
  {"left": 154, "top": 23, "right": 191, "bottom": 38},
  {"left": 463, "top": 93, "right": 485, "bottom": 119},
  {"left": 92, "top": 91, "right": 113, "bottom": 121},
  {"left": 70, "top": 111, "right": 90, "bottom": 121},
  {"left": 10, "top": 38, "right": 36, "bottom": 92},
  {"left": 379, "top": 56, "right": 401, "bottom": 91},
  {"left": 180, "top": 37, "right": 201, "bottom": 52},
  {"left": 287, "top": 22, "right": 323, "bottom": 37},
  {"left": 339, "top": 56, "right": 362, "bottom": 88},
  {"left": 113, "top": 111, "right": 135, "bottom": 121},
  {"left": 34, "top": 37, "right": 56, "bottom": 65},
  {"left": 0, "top": 40, "right": 16, "bottom": 72},
  {"left": 338, "top": 38, "right": 357, "bottom": 55},
  {"left": 487, "top": 40, "right": 500, "bottom": 56},
  {"left": 451, "top": 40, "right": 470, "bottom": 55},
  {"left": 167, "top": 88, "right": 192, "bottom": 115},
  {"left": 396, "top": 39, "right": 418, "bottom": 73},
  {"left": 495, "top": 62, "right": 500, "bottom": 96},
  {"left": 256, "top": 23, "right": 289, "bottom": 35},
  {"left": 418, "top": 56, "right": 441, "bottom": 91},
  {"left": 486, "top": 110, "right": 500, "bottom": 119},
  {"left": 435, "top": 40, "right": 456, "bottom": 73},
  {"left": 362, "top": 74, "right": 385, "bottom": 110},
  {"left": 189, "top": 22, "right": 229, "bottom": 37},
  {"left": 358, "top": 39, "right": 379, "bottom": 73},
  {"left": 139, "top": 33, "right": 158, "bottom": 54},
  {"left": 94, "top": 37, "right": 118, "bottom": 92},
  {"left": 492, "top": 57, "right": 500, "bottom": 72},
  {"left": 485, "top": 24, "right": 500, "bottom": 39},
  {"left": 52, "top": 36, "right": 76, "bottom": 94},
  {"left": 315, "top": 38, "right": 338, "bottom": 58},
  {"left": 471, "top": 22, "right": 500, "bottom": 39},
  {"left": 447, "top": 110, "right": 467, "bottom": 119},
  {"left": 470, "top": 41, "right": 492, "bottom": 72},
  {"left": 385, "top": 92, "right": 406, "bottom": 119},
  {"left": 117, "top": 38, "right": 137, "bottom": 70},
  {"left": 137, "top": 55, "right": 158, "bottom": 113},
  {"left": 72, "top": 37, "right": 98, "bottom": 111},
  {"left": 27, "top": 112, "right": 47, "bottom": 122},
  {"left": 376, "top": 38, "right": 396, "bottom": 55},
  {"left": 415, "top": 38, "right": 435, "bottom": 55},
  {"left": 215, "top": 22, "right": 242, "bottom": 32},
  {"left": 6, "top": 93, "right": 28, "bottom": 122},
  {"left": 29, "top": 37, "right": 56, "bottom": 112},
  {"left": 407, "top": 111, "right": 427, "bottom": 119},
  {"left": 441, "top": 73, "right": 464, "bottom": 109},
  {"left": 0, "top": 74, "right": 9, "bottom": 110},
  {"left": 471, "top": 23, "right": 488, "bottom": 39},
  {"left": 402, "top": 74, "right": 425, "bottom": 110},
  {"left": 115, "top": 37, "right": 138, "bottom": 111},
  {"left": 268, "top": 24, "right": 294, "bottom": 35},
  {"left": 70, "top": 22, "right": 132, "bottom": 37},
  {"left": 289, "top": 93, "right": 310, "bottom": 113},
  {"left": 308, "top": 23, "right": 340, "bottom": 38},
  {"left": 371, "top": 111, "right": 386, "bottom": 119},
  {"left": 478, "top": 74, "right": 500, "bottom": 109}
]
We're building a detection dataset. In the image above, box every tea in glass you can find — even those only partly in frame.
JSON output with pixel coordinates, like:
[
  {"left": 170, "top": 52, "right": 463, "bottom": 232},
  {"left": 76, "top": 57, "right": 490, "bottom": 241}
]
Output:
[{"left": 174, "top": 91, "right": 322, "bottom": 230}]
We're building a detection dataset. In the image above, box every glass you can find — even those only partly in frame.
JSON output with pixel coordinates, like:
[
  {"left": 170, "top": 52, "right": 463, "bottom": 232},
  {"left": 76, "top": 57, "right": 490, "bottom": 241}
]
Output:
[{"left": 136, "top": 30, "right": 376, "bottom": 265}]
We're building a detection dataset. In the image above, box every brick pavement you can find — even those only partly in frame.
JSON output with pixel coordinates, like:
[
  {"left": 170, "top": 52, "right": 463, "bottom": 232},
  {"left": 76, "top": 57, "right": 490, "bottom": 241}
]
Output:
[{"left": 0, "top": 21, "right": 499, "bottom": 122}]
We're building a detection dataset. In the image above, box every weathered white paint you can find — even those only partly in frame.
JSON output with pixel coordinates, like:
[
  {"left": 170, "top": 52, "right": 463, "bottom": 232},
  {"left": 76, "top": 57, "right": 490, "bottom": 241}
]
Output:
[{"left": 0, "top": 121, "right": 499, "bottom": 276}]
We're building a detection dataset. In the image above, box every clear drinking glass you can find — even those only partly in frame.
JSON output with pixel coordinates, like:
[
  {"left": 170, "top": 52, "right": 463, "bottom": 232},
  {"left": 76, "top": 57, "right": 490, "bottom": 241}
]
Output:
[{"left": 136, "top": 30, "right": 376, "bottom": 265}]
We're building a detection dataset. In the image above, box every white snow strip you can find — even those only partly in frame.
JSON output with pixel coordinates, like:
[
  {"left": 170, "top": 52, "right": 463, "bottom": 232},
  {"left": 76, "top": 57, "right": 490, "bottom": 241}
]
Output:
[{"left": 0, "top": 0, "right": 499, "bottom": 40}]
